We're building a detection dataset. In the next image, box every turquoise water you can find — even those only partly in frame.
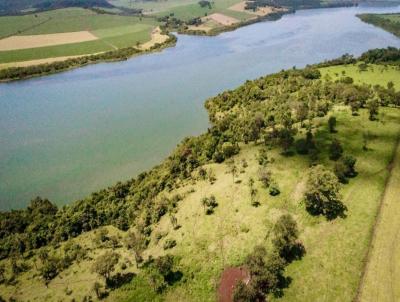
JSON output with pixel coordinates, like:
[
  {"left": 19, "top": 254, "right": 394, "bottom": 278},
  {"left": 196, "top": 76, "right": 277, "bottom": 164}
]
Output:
[{"left": 1, "top": 4, "right": 400, "bottom": 210}]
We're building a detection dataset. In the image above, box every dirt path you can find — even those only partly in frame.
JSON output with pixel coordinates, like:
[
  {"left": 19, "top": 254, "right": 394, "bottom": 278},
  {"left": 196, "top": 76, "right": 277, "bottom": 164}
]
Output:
[{"left": 356, "top": 133, "right": 400, "bottom": 302}]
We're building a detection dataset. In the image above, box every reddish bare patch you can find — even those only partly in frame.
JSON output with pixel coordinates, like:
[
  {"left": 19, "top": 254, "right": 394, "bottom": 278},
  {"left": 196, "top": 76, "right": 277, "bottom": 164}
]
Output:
[{"left": 218, "top": 267, "right": 250, "bottom": 302}]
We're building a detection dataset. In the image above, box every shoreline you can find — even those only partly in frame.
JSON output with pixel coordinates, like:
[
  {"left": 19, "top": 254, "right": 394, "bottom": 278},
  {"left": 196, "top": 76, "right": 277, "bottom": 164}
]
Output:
[
  {"left": 0, "top": 3, "right": 357, "bottom": 83},
  {"left": 0, "top": 32, "right": 177, "bottom": 83}
]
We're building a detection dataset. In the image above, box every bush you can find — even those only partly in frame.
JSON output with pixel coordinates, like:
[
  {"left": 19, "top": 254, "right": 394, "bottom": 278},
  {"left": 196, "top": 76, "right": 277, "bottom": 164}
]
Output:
[
  {"left": 269, "top": 183, "right": 280, "bottom": 196},
  {"left": 328, "top": 116, "right": 337, "bottom": 133},
  {"left": 329, "top": 139, "right": 343, "bottom": 161},
  {"left": 201, "top": 195, "right": 218, "bottom": 214},
  {"left": 295, "top": 138, "right": 309, "bottom": 155},
  {"left": 334, "top": 155, "right": 357, "bottom": 183},
  {"left": 258, "top": 167, "right": 272, "bottom": 188},
  {"left": 163, "top": 239, "right": 177, "bottom": 250}
]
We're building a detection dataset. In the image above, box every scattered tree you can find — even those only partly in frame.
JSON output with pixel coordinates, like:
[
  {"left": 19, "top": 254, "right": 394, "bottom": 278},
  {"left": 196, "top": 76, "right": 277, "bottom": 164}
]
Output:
[
  {"left": 304, "top": 165, "right": 346, "bottom": 220},
  {"left": 273, "top": 214, "right": 304, "bottom": 262},
  {"left": 91, "top": 251, "right": 120, "bottom": 282},
  {"left": 329, "top": 139, "right": 343, "bottom": 161},
  {"left": 328, "top": 116, "right": 337, "bottom": 133},
  {"left": 367, "top": 98, "right": 379, "bottom": 121},
  {"left": 125, "top": 231, "right": 147, "bottom": 266}
]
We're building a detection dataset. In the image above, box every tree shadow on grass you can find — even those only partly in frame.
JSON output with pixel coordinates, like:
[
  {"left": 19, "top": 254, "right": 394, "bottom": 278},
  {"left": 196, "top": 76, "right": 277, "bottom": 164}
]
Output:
[
  {"left": 106, "top": 272, "right": 136, "bottom": 289},
  {"left": 165, "top": 270, "right": 183, "bottom": 286}
]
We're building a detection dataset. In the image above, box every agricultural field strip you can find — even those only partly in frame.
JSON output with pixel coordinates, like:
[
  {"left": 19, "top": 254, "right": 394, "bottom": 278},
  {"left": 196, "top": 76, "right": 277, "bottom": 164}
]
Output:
[
  {"left": 0, "top": 31, "right": 99, "bottom": 51},
  {"left": 357, "top": 132, "right": 400, "bottom": 301}
]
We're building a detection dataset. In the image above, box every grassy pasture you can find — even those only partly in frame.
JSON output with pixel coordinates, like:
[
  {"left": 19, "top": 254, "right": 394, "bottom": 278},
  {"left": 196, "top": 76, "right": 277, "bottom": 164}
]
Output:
[
  {"left": 320, "top": 63, "right": 400, "bottom": 88},
  {"left": 382, "top": 13, "right": 400, "bottom": 23},
  {"left": 109, "top": 0, "right": 200, "bottom": 14},
  {"left": 0, "top": 8, "right": 157, "bottom": 63},
  {"left": 154, "top": 0, "right": 251, "bottom": 21}
]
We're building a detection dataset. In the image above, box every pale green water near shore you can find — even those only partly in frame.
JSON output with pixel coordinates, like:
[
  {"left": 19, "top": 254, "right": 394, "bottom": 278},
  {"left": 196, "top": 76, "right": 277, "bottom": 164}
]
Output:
[{"left": 1, "top": 4, "right": 400, "bottom": 210}]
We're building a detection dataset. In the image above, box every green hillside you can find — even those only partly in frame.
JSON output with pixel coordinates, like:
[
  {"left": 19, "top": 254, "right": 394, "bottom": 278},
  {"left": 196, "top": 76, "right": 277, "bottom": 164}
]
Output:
[{"left": 1, "top": 48, "right": 400, "bottom": 302}]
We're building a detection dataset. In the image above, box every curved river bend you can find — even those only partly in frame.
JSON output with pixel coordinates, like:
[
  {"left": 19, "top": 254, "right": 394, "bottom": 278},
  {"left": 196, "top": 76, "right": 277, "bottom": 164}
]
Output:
[{"left": 1, "top": 4, "right": 400, "bottom": 210}]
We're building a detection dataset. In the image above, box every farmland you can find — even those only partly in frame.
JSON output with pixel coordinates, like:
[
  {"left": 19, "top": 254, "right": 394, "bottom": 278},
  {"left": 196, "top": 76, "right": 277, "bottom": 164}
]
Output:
[
  {"left": 0, "top": 0, "right": 287, "bottom": 68},
  {"left": 0, "top": 8, "right": 158, "bottom": 64}
]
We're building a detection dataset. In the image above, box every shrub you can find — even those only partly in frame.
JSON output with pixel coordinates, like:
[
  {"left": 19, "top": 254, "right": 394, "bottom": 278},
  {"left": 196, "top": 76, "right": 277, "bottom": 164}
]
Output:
[
  {"left": 329, "top": 139, "right": 343, "bottom": 161},
  {"left": 163, "top": 239, "right": 177, "bottom": 250},
  {"left": 328, "top": 116, "right": 337, "bottom": 133},
  {"left": 258, "top": 167, "right": 272, "bottom": 188},
  {"left": 269, "top": 183, "right": 280, "bottom": 196},
  {"left": 201, "top": 195, "right": 218, "bottom": 214}
]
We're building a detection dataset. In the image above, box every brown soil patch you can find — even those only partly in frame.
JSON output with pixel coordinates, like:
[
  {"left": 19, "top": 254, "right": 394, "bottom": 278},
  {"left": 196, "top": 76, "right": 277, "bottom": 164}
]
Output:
[
  {"left": 0, "top": 31, "right": 98, "bottom": 51},
  {"left": 139, "top": 26, "right": 169, "bottom": 50},
  {"left": 229, "top": 2, "right": 282, "bottom": 17},
  {"left": 218, "top": 267, "right": 250, "bottom": 302},
  {"left": 202, "top": 13, "right": 239, "bottom": 26}
]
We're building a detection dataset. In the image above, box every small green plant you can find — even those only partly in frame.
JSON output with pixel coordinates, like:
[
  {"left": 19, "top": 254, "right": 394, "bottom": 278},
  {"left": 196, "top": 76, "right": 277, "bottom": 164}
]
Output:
[
  {"left": 163, "top": 239, "right": 177, "bottom": 250},
  {"left": 201, "top": 195, "right": 218, "bottom": 214}
]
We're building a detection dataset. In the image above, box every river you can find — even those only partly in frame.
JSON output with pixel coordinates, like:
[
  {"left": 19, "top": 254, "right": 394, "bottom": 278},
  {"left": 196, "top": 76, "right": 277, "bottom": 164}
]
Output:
[{"left": 1, "top": 3, "right": 400, "bottom": 210}]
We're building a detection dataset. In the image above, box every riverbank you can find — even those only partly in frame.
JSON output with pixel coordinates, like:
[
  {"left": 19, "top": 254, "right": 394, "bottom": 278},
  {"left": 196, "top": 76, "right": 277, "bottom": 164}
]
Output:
[
  {"left": 0, "top": 31, "right": 176, "bottom": 82},
  {"left": 358, "top": 12, "right": 400, "bottom": 37},
  {"left": 0, "top": 2, "right": 360, "bottom": 82}
]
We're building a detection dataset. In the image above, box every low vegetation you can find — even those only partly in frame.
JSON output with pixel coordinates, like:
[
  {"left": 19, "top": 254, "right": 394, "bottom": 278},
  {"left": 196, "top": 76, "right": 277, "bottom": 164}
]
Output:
[
  {"left": 358, "top": 13, "right": 400, "bottom": 38},
  {"left": 1, "top": 48, "right": 400, "bottom": 301}
]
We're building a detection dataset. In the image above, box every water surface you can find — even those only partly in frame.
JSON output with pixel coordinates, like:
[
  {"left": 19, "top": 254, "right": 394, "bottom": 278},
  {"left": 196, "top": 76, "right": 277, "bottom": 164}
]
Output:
[{"left": 1, "top": 4, "right": 400, "bottom": 210}]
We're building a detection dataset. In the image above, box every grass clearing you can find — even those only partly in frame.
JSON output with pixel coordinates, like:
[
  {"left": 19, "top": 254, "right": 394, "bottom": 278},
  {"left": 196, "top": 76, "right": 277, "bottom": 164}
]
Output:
[
  {"left": 0, "top": 31, "right": 99, "bottom": 51},
  {"left": 320, "top": 63, "right": 400, "bottom": 88}
]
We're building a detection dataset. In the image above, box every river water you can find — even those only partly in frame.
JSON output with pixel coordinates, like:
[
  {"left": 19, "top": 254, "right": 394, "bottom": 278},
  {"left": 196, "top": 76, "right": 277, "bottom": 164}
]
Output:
[{"left": 1, "top": 4, "right": 400, "bottom": 210}]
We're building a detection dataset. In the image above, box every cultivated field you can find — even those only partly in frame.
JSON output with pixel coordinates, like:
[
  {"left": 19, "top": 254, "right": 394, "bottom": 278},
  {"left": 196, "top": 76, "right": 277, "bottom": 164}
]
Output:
[
  {"left": 229, "top": 1, "right": 277, "bottom": 17},
  {"left": 202, "top": 13, "right": 240, "bottom": 26},
  {"left": 0, "top": 31, "right": 98, "bottom": 51},
  {"left": 0, "top": 8, "right": 157, "bottom": 64}
]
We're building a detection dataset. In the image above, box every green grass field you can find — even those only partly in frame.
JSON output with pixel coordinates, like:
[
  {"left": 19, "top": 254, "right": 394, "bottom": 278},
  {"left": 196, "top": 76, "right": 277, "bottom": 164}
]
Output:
[
  {"left": 0, "top": 8, "right": 157, "bottom": 63},
  {"left": 154, "top": 0, "right": 251, "bottom": 21},
  {"left": 320, "top": 63, "right": 400, "bottom": 88},
  {"left": 110, "top": 0, "right": 200, "bottom": 14},
  {"left": 0, "top": 0, "right": 254, "bottom": 65}
]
